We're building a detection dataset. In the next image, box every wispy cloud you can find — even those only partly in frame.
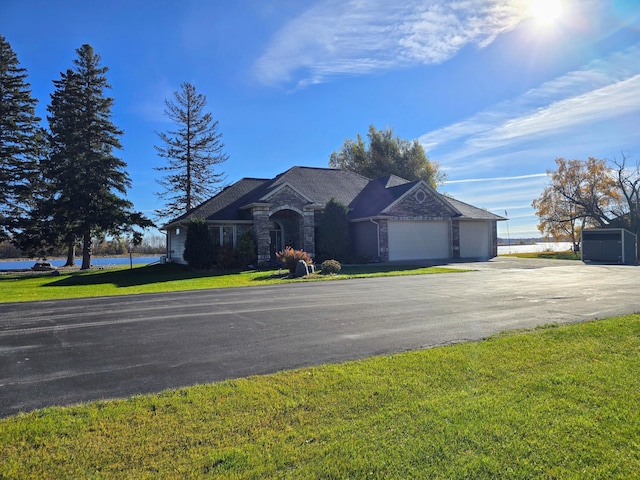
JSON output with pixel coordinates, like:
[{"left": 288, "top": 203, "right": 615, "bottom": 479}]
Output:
[
  {"left": 419, "top": 44, "right": 640, "bottom": 166},
  {"left": 444, "top": 173, "right": 548, "bottom": 184},
  {"left": 254, "top": 0, "right": 530, "bottom": 88},
  {"left": 425, "top": 43, "right": 640, "bottom": 237}
]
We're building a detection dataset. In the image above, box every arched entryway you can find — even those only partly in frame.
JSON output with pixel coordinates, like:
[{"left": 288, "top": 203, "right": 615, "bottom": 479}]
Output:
[{"left": 269, "top": 209, "right": 303, "bottom": 258}]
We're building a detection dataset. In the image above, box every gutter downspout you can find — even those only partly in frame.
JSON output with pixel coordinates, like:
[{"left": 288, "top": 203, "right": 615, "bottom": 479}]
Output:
[{"left": 370, "top": 218, "right": 380, "bottom": 261}]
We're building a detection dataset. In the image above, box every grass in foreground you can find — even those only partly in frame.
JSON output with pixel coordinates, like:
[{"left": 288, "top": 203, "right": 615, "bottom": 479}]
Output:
[
  {"left": 2, "top": 315, "right": 639, "bottom": 479},
  {"left": 501, "top": 250, "right": 580, "bottom": 260},
  {"left": 0, "top": 263, "right": 462, "bottom": 303}
]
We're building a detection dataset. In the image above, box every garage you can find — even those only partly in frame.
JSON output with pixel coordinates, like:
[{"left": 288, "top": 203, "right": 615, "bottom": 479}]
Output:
[
  {"left": 460, "top": 221, "right": 490, "bottom": 258},
  {"left": 388, "top": 221, "right": 449, "bottom": 261}
]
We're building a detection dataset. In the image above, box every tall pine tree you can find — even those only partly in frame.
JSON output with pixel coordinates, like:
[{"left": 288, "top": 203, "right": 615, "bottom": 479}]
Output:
[
  {"left": 46, "top": 44, "right": 151, "bottom": 269},
  {"left": 154, "top": 82, "right": 228, "bottom": 222},
  {"left": 0, "top": 35, "right": 44, "bottom": 241}
]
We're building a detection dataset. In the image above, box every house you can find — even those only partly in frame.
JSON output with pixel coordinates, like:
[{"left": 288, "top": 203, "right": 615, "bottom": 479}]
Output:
[{"left": 161, "top": 166, "right": 505, "bottom": 264}]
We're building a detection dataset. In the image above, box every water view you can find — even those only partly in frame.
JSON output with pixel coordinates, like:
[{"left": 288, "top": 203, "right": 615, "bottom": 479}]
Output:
[{"left": 0, "top": 256, "right": 161, "bottom": 270}]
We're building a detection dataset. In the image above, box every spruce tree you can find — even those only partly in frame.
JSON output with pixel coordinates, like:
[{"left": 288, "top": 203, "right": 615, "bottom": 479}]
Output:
[
  {"left": 316, "top": 198, "right": 351, "bottom": 262},
  {"left": 155, "top": 82, "right": 228, "bottom": 222},
  {"left": 46, "top": 44, "right": 151, "bottom": 269},
  {"left": 0, "top": 35, "right": 44, "bottom": 241},
  {"left": 183, "top": 218, "right": 216, "bottom": 269}
]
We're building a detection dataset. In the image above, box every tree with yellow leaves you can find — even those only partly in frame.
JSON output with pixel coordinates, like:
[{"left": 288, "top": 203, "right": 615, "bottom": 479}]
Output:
[{"left": 532, "top": 157, "right": 619, "bottom": 252}]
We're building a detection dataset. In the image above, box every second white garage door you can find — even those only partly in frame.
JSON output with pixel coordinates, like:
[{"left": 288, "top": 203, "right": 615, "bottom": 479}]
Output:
[
  {"left": 460, "top": 221, "right": 490, "bottom": 258},
  {"left": 388, "top": 221, "right": 449, "bottom": 261}
]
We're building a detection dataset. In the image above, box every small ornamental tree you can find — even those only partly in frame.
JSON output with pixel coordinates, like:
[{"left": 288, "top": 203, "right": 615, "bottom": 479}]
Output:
[
  {"left": 183, "top": 218, "right": 215, "bottom": 269},
  {"left": 316, "top": 198, "right": 351, "bottom": 262},
  {"left": 276, "top": 247, "right": 312, "bottom": 274}
]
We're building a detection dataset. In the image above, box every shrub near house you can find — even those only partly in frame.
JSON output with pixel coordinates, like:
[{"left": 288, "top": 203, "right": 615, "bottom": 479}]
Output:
[{"left": 321, "top": 259, "right": 342, "bottom": 274}]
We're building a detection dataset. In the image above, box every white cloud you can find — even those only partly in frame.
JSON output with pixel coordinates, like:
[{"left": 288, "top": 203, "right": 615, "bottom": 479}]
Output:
[
  {"left": 420, "top": 44, "right": 640, "bottom": 168},
  {"left": 423, "top": 43, "right": 640, "bottom": 238},
  {"left": 254, "top": 0, "right": 531, "bottom": 88},
  {"left": 444, "top": 173, "right": 548, "bottom": 184}
]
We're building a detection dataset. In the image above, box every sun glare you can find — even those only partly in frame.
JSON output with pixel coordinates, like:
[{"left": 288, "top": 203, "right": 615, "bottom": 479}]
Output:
[{"left": 529, "top": 0, "right": 563, "bottom": 25}]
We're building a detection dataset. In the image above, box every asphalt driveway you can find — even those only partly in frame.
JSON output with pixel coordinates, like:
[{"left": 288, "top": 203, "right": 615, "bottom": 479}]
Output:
[{"left": 1, "top": 257, "right": 639, "bottom": 418}]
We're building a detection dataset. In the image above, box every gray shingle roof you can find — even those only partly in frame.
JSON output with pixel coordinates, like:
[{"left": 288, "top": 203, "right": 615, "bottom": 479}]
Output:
[
  {"left": 161, "top": 167, "right": 504, "bottom": 228},
  {"left": 265, "top": 166, "right": 370, "bottom": 206},
  {"left": 444, "top": 196, "right": 505, "bottom": 220},
  {"left": 349, "top": 175, "right": 415, "bottom": 218}
]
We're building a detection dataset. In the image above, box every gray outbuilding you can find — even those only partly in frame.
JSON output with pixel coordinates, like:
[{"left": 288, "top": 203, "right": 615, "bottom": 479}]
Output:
[{"left": 581, "top": 228, "right": 637, "bottom": 264}]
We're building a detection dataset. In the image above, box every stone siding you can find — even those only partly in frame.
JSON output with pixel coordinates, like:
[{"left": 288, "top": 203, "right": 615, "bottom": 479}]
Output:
[
  {"left": 451, "top": 219, "right": 460, "bottom": 259},
  {"left": 386, "top": 186, "right": 454, "bottom": 219}
]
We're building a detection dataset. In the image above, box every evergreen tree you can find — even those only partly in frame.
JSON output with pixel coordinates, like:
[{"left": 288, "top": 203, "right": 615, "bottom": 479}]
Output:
[
  {"left": 45, "top": 44, "right": 152, "bottom": 269},
  {"left": 316, "top": 198, "right": 351, "bottom": 262},
  {"left": 0, "top": 35, "right": 44, "bottom": 241},
  {"left": 154, "top": 82, "right": 228, "bottom": 222},
  {"left": 183, "top": 218, "right": 216, "bottom": 269}
]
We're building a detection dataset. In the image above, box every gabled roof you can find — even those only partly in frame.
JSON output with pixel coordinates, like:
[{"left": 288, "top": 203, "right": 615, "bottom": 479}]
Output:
[
  {"left": 263, "top": 166, "right": 370, "bottom": 206},
  {"left": 445, "top": 196, "right": 505, "bottom": 221},
  {"left": 349, "top": 175, "right": 415, "bottom": 218},
  {"left": 161, "top": 167, "right": 504, "bottom": 229},
  {"left": 162, "top": 177, "right": 270, "bottom": 228}
]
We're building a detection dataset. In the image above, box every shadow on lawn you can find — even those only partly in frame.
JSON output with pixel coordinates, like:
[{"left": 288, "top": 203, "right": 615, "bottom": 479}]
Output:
[{"left": 43, "top": 264, "right": 222, "bottom": 288}]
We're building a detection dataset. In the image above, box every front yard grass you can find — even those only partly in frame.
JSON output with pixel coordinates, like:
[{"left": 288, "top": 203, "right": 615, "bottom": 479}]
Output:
[
  {"left": 0, "top": 263, "right": 463, "bottom": 303},
  {"left": 2, "top": 314, "right": 639, "bottom": 478}
]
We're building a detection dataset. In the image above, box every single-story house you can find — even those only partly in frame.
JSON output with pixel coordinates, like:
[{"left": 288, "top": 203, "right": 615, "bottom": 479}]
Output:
[{"left": 161, "top": 166, "right": 505, "bottom": 264}]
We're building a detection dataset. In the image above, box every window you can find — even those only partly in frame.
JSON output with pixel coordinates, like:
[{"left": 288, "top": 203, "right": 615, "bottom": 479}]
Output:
[{"left": 222, "top": 225, "right": 234, "bottom": 247}]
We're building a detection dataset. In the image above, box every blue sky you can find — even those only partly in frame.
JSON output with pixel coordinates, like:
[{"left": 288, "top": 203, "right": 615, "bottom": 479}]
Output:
[{"left": 2, "top": 0, "right": 639, "bottom": 238}]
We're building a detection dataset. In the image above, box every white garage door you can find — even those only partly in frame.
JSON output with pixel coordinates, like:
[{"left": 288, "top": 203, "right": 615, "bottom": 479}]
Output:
[
  {"left": 388, "top": 221, "right": 449, "bottom": 261},
  {"left": 460, "top": 221, "right": 490, "bottom": 258}
]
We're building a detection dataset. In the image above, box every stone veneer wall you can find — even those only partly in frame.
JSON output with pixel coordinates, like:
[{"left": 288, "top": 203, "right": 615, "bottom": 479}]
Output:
[
  {"left": 378, "top": 219, "right": 389, "bottom": 262},
  {"left": 491, "top": 221, "right": 498, "bottom": 257},
  {"left": 386, "top": 186, "right": 454, "bottom": 218},
  {"left": 451, "top": 219, "right": 460, "bottom": 259},
  {"left": 252, "top": 207, "right": 271, "bottom": 263}
]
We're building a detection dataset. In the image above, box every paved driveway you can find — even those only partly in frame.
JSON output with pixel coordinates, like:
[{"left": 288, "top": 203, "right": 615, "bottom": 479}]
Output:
[{"left": 1, "top": 258, "right": 639, "bottom": 418}]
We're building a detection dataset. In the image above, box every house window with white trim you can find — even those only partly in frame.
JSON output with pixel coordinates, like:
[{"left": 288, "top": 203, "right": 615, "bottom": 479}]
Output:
[{"left": 222, "top": 225, "right": 235, "bottom": 247}]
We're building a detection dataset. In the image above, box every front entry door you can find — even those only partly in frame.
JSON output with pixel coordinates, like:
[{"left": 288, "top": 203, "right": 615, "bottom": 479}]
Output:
[{"left": 269, "top": 222, "right": 283, "bottom": 258}]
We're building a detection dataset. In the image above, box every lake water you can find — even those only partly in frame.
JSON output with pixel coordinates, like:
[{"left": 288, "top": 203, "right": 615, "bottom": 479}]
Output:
[
  {"left": 497, "top": 242, "right": 573, "bottom": 255},
  {"left": 0, "top": 256, "right": 161, "bottom": 270}
]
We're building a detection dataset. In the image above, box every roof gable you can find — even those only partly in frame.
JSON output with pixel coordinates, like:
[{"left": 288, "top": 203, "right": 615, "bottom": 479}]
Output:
[{"left": 382, "top": 181, "right": 461, "bottom": 218}]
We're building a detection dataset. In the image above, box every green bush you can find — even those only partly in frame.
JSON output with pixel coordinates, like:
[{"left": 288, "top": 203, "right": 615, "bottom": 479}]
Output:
[
  {"left": 236, "top": 231, "right": 257, "bottom": 267},
  {"left": 183, "top": 219, "right": 216, "bottom": 270},
  {"left": 276, "top": 246, "right": 313, "bottom": 273},
  {"left": 321, "top": 259, "right": 342, "bottom": 275},
  {"left": 216, "top": 244, "right": 236, "bottom": 270},
  {"left": 316, "top": 198, "right": 351, "bottom": 262}
]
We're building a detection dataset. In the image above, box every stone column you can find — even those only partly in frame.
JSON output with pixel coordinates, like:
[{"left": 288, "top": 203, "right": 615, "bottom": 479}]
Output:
[
  {"left": 451, "top": 219, "right": 460, "bottom": 259},
  {"left": 252, "top": 206, "right": 271, "bottom": 263},
  {"left": 302, "top": 209, "right": 316, "bottom": 259},
  {"left": 379, "top": 219, "right": 389, "bottom": 262},
  {"left": 490, "top": 221, "right": 498, "bottom": 258}
]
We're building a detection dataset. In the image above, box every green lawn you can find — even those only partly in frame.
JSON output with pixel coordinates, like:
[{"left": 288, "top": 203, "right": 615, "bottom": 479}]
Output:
[
  {"left": 2, "top": 315, "right": 639, "bottom": 478},
  {"left": 501, "top": 250, "right": 580, "bottom": 260},
  {"left": 0, "top": 263, "right": 463, "bottom": 303}
]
